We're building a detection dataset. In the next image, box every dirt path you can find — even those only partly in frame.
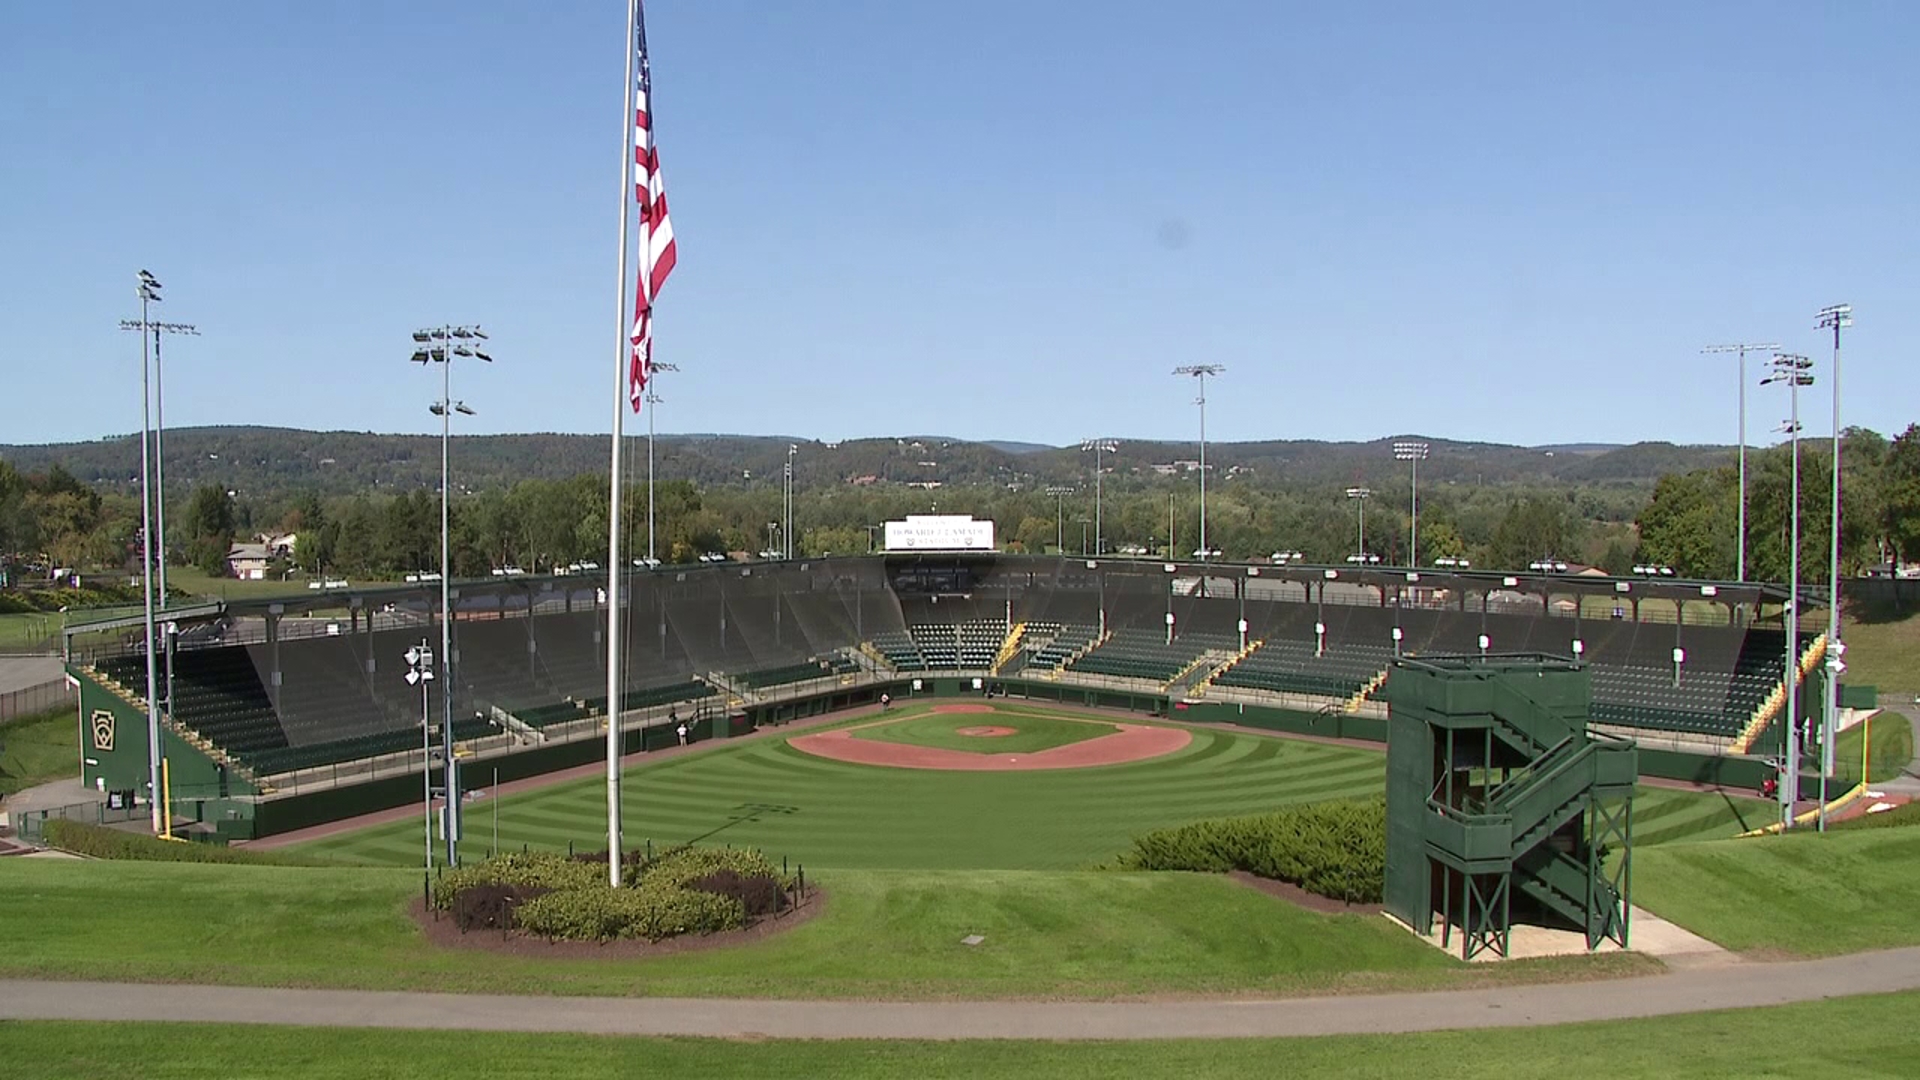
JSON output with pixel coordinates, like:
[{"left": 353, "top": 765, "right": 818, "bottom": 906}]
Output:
[{"left": 2, "top": 946, "right": 1916, "bottom": 1038}]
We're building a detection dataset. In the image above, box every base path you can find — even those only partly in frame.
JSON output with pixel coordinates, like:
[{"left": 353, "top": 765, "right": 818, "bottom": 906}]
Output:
[
  {"left": 790, "top": 722, "right": 1190, "bottom": 771},
  {"left": 3, "top": 947, "right": 1917, "bottom": 1039}
]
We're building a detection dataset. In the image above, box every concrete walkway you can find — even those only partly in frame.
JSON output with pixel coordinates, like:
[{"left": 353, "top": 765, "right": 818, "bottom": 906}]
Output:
[{"left": 2, "top": 947, "right": 1917, "bottom": 1039}]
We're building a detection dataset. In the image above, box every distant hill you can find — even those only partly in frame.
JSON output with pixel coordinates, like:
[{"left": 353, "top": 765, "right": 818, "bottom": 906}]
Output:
[{"left": 0, "top": 426, "right": 1736, "bottom": 500}]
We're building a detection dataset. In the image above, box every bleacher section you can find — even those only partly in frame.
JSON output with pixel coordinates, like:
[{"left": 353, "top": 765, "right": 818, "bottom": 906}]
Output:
[
  {"left": 904, "top": 621, "right": 1004, "bottom": 670},
  {"left": 1068, "top": 629, "right": 1237, "bottom": 684},
  {"left": 81, "top": 559, "right": 1821, "bottom": 790},
  {"left": 870, "top": 631, "right": 925, "bottom": 671},
  {"left": 1020, "top": 623, "right": 1099, "bottom": 673},
  {"left": 1214, "top": 640, "right": 1394, "bottom": 700},
  {"left": 731, "top": 655, "right": 859, "bottom": 690}
]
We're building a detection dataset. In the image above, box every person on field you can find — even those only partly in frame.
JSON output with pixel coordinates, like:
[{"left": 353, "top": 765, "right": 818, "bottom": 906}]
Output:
[{"left": 880, "top": 692, "right": 891, "bottom": 711}]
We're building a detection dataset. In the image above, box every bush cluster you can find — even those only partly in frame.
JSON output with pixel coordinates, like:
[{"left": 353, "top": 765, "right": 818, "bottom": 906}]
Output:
[
  {"left": 433, "top": 845, "right": 795, "bottom": 942},
  {"left": 0, "top": 584, "right": 146, "bottom": 615},
  {"left": 451, "top": 883, "right": 552, "bottom": 932},
  {"left": 1114, "top": 798, "right": 1385, "bottom": 904},
  {"left": 430, "top": 850, "right": 602, "bottom": 909},
  {"left": 41, "top": 820, "right": 306, "bottom": 865}
]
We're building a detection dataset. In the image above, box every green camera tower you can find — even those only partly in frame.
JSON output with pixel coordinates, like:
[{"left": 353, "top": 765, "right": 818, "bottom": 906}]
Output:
[{"left": 1384, "top": 655, "right": 1636, "bottom": 960}]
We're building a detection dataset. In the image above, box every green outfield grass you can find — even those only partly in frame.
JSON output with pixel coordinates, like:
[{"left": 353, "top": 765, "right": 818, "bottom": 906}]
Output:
[
  {"left": 6, "top": 990, "right": 1919, "bottom": 1080},
  {"left": 0, "top": 706, "right": 78, "bottom": 798},
  {"left": 848, "top": 705, "right": 1116, "bottom": 755},
  {"left": 298, "top": 712, "right": 1387, "bottom": 869},
  {"left": 296, "top": 705, "right": 1767, "bottom": 869},
  {"left": 1835, "top": 710, "right": 1915, "bottom": 786},
  {"left": 0, "top": 858, "right": 1606, "bottom": 999},
  {"left": 1634, "top": 826, "right": 1920, "bottom": 956}
]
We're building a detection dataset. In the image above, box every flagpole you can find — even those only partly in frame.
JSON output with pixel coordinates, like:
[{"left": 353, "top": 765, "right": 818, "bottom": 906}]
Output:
[{"left": 605, "top": 0, "right": 639, "bottom": 888}]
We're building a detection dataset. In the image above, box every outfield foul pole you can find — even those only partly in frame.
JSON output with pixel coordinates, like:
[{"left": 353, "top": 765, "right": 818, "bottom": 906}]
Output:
[{"left": 604, "top": 0, "right": 641, "bottom": 887}]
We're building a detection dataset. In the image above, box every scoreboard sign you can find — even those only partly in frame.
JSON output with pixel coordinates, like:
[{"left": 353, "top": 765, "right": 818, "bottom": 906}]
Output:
[{"left": 883, "top": 515, "right": 996, "bottom": 553}]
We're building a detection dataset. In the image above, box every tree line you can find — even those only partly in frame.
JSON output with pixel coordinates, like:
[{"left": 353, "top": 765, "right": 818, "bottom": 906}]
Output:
[{"left": 5, "top": 425, "right": 1919, "bottom": 587}]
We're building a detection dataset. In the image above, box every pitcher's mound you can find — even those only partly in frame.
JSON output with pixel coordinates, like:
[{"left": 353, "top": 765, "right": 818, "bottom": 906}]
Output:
[{"left": 954, "top": 725, "right": 1018, "bottom": 737}]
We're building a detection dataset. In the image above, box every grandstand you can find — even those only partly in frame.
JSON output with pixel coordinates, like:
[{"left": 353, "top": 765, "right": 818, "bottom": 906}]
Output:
[{"left": 64, "top": 552, "right": 1831, "bottom": 840}]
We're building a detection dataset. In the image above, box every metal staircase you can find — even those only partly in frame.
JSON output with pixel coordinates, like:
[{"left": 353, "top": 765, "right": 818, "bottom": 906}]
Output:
[{"left": 1385, "top": 655, "right": 1636, "bottom": 960}]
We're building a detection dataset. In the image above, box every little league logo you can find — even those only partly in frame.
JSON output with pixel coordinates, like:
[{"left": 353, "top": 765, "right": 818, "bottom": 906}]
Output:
[{"left": 90, "top": 709, "right": 115, "bottom": 753}]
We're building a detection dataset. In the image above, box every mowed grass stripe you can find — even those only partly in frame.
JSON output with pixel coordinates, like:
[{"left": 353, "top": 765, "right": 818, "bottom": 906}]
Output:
[
  {"left": 297, "top": 709, "right": 1761, "bottom": 870},
  {"left": 301, "top": 717, "right": 1388, "bottom": 870}
]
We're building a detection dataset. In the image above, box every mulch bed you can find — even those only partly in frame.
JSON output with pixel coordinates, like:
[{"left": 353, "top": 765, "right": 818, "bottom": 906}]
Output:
[
  {"left": 1225, "top": 870, "right": 1383, "bottom": 915},
  {"left": 409, "top": 886, "right": 827, "bottom": 959}
]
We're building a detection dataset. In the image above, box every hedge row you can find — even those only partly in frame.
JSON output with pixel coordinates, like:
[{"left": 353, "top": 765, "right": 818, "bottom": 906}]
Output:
[
  {"left": 431, "top": 846, "right": 794, "bottom": 942},
  {"left": 0, "top": 585, "right": 147, "bottom": 616},
  {"left": 41, "top": 820, "right": 312, "bottom": 865},
  {"left": 1113, "top": 798, "right": 1385, "bottom": 904}
]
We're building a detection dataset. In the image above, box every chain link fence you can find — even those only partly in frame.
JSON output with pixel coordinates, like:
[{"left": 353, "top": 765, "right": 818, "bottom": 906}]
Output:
[{"left": 0, "top": 679, "right": 72, "bottom": 723}]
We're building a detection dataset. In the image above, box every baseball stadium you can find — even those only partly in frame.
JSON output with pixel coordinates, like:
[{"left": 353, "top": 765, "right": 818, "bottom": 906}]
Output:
[
  {"left": 7, "top": 536, "right": 1917, "bottom": 1076},
  {"left": 7, "top": 3, "right": 1920, "bottom": 1077}
]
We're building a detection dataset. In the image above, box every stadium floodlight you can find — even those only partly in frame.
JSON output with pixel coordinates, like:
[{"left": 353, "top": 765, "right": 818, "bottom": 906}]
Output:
[
  {"left": 1815, "top": 304, "right": 1851, "bottom": 831},
  {"left": 1703, "top": 342, "right": 1779, "bottom": 583},
  {"left": 1344, "top": 487, "right": 1372, "bottom": 564},
  {"left": 1765, "top": 352, "right": 1814, "bottom": 830},
  {"left": 1173, "top": 366, "right": 1225, "bottom": 560},
  {"left": 1392, "top": 441, "right": 1429, "bottom": 566},
  {"left": 409, "top": 324, "right": 491, "bottom": 865},
  {"left": 1080, "top": 438, "right": 1118, "bottom": 555}
]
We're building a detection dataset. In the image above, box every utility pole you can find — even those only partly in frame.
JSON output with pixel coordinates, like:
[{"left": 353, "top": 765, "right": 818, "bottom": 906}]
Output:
[
  {"left": 1346, "top": 487, "right": 1373, "bottom": 562},
  {"left": 1045, "top": 486, "right": 1073, "bottom": 553},
  {"left": 645, "top": 361, "right": 679, "bottom": 564},
  {"left": 1392, "top": 442, "right": 1428, "bottom": 566},
  {"left": 1764, "top": 352, "right": 1814, "bottom": 831},
  {"left": 1080, "top": 439, "right": 1117, "bottom": 556},
  {"left": 1703, "top": 342, "right": 1778, "bottom": 582},
  {"left": 1173, "top": 365, "right": 1225, "bottom": 558},
  {"left": 1815, "top": 304, "right": 1851, "bottom": 830}
]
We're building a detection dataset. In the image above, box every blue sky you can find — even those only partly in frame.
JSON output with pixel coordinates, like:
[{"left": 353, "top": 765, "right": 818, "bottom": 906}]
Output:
[{"left": 2, "top": 1, "right": 1914, "bottom": 449}]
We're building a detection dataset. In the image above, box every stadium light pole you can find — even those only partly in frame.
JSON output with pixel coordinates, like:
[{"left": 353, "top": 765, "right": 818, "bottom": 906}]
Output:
[
  {"left": 1174, "top": 365, "right": 1225, "bottom": 558},
  {"left": 1392, "top": 441, "right": 1428, "bottom": 566},
  {"left": 784, "top": 444, "right": 797, "bottom": 559},
  {"left": 123, "top": 270, "right": 165, "bottom": 835},
  {"left": 413, "top": 324, "right": 492, "bottom": 865},
  {"left": 644, "top": 361, "right": 679, "bottom": 564},
  {"left": 1346, "top": 487, "right": 1372, "bottom": 562},
  {"left": 1703, "top": 342, "right": 1778, "bottom": 583},
  {"left": 1764, "top": 352, "right": 1814, "bottom": 830},
  {"left": 1080, "top": 439, "right": 1117, "bottom": 555},
  {"left": 1816, "top": 304, "right": 1852, "bottom": 831},
  {"left": 1046, "top": 486, "right": 1073, "bottom": 553}
]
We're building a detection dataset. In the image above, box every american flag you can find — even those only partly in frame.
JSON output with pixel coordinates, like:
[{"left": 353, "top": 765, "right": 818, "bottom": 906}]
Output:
[{"left": 629, "top": 1, "right": 677, "bottom": 412}]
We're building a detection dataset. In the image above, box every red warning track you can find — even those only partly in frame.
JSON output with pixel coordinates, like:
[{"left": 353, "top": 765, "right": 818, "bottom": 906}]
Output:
[{"left": 789, "top": 722, "right": 1191, "bottom": 771}]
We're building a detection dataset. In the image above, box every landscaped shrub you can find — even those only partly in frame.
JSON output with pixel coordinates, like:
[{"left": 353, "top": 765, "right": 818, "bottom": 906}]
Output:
[
  {"left": 637, "top": 845, "right": 792, "bottom": 891},
  {"left": 687, "top": 868, "right": 786, "bottom": 916},
  {"left": 431, "top": 850, "right": 602, "bottom": 910},
  {"left": 429, "top": 844, "right": 795, "bottom": 942},
  {"left": 451, "top": 883, "right": 552, "bottom": 932},
  {"left": 41, "top": 820, "right": 310, "bottom": 865},
  {"left": 1113, "top": 798, "right": 1385, "bottom": 904},
  {"left": 515, "top": 881, "right": 745, "bottom": 942}
]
